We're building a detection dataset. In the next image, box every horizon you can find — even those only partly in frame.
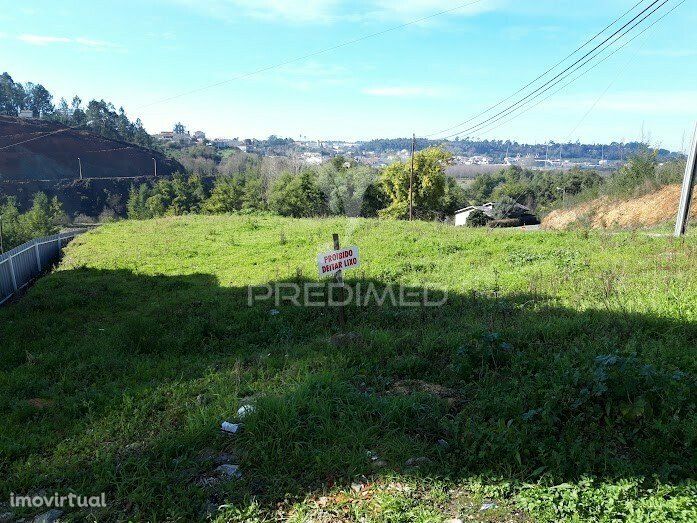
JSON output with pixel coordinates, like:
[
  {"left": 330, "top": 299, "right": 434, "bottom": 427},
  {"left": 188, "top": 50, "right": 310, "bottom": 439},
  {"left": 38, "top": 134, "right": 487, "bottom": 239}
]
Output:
[{"left": 1, "top": 1, "right": 695, "bottom": 150}]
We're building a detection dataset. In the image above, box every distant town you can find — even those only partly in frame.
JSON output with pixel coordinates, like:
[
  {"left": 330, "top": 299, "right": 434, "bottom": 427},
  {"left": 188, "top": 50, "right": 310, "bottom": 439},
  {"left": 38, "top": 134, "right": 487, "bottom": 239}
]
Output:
[{"left": 155, "top": 124, "right": 679, "bottom": 179}]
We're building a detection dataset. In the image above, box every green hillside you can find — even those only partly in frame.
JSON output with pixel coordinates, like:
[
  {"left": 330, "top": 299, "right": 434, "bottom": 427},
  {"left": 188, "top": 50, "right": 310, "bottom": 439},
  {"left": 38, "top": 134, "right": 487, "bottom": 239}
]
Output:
[{"left": 1, "top": 216, "right": 696, "bottom": 522}]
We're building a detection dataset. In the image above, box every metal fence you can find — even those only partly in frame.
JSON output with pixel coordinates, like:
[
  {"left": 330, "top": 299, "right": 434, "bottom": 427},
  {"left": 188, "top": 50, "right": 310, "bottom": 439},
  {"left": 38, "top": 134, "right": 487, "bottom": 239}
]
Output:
[{"left": 0, "top": 231, "right": 84, "bottom": 306}]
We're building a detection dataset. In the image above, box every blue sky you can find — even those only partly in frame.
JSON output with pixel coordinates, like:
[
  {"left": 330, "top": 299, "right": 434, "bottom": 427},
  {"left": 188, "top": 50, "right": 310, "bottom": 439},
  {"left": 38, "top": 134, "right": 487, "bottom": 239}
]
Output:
[{"left": 1, "top": 0, "right": 695, "bottom": 149}]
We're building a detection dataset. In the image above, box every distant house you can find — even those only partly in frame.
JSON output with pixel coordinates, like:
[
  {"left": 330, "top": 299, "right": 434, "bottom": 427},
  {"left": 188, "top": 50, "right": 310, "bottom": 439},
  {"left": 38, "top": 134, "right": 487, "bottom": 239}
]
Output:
[
  {"left": 193, "top": 131, "right": 206, "bottom": 141},
  {"left": 18, "top": 109, "right": 34, "bottom": 119},
  {"left": 454, "top": 202, "right": 539, "bottom": 227}
]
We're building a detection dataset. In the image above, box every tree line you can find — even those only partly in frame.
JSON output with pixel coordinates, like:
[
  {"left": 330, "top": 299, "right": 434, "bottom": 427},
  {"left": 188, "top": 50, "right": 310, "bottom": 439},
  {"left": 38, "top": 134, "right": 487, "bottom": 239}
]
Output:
[
  {"left": 0, "top": 194, "right": 66, "bottom": 252},
  {"left": 0, "top": 72, "right": 154, "bottom": 148},
  {"left": 126, "top": 149, "right": 464, "bottom": 221}
]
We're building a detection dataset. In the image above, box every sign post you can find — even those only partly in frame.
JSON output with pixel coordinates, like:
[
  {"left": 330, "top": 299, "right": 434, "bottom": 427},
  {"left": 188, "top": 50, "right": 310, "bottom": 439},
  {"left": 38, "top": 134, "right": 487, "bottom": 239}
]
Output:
[
  {"left": 317, "top": 235, "right": 360, "bottom": 328},
  {"left": 333, "top": 234, "right": 345, "bottom": 327}
]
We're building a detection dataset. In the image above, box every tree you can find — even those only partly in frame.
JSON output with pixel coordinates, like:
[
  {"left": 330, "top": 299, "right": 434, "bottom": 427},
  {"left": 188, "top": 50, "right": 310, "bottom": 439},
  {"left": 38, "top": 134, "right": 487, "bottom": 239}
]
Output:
[
  {"left": 317, "top": 163, "right": 380, "bottom": 217},
  {"left": 268, "top": 171, "right": 325, "bottom": 218},
  {"left": 26, "top": 83, "right": 54, "bottom": 117},
  {"left": 126, "top": 184, "right": 151, "bottom": 219},
  {"left": 20, "top": 192, "right": 65, "bottom": 238},
  {"left": 203, "top": 175, "right": 246, "bottom": 214},
  {"left": 173, "top": 122, "right": 186, "bottom": 134},
  {"left": 0, "top": 72, "right": 26, "bottom": 115},
  {"left": 380, "top": 147, "right": 456, "bottom": 220}
]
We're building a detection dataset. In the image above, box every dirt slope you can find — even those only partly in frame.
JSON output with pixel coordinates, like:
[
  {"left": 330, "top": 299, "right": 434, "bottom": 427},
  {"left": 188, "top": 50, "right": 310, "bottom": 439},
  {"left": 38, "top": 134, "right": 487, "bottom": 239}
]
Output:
[
  {"left": 542, "top": 184, "right": 697, "bottom": 230},
  {"left": 0, "top": 116, "right": 181, "bottom": 181}
]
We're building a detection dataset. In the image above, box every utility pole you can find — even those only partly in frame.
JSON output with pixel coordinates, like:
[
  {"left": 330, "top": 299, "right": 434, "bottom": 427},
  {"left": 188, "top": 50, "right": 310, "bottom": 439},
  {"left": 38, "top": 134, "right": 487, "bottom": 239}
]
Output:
[
  {"left": 153, "top": 157, "right": 157, "bottom": 177},
  {"left": 78, "top": 157, "right": 83, "bottom": 180},
  {"left": 675, "top": 123, "right": 697, "bottom": 237},
  {"left": 0, "top": 215, "right": 4, "bottom": 254},
  {"left": 409, "top": 133, "right": 415, "bottom": 221}
]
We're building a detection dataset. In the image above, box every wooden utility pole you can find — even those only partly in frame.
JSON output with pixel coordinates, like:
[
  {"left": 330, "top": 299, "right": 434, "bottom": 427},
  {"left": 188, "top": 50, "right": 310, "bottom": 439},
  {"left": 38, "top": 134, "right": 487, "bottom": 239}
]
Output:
[
  {"left": 675, "top": 123, "right": 697, "bottom": 237},
  {"left": 409, "top": 133, "right": 415, "bottom": 221},
  {"left": 332, "top": 233, "right": 346, "bottom": 327}
]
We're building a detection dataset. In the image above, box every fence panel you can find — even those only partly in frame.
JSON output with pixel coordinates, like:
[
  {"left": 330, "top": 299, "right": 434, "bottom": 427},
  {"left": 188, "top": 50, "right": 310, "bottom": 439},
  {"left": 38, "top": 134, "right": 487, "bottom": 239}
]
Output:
[{"left": 0, "top": 231, "right": 83, "bottom": 306}]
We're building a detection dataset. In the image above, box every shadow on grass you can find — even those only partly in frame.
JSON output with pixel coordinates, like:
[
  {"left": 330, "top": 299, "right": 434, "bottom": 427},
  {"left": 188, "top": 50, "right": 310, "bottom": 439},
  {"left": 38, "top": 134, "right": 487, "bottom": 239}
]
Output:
[{"left": 0, "top": 268, "right": 695, "bottom": 519}]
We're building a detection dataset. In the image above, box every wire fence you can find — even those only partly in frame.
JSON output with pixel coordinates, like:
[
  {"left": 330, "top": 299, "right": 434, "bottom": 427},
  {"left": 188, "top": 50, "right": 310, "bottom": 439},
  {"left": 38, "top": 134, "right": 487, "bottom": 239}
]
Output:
[{"left": 0, "top": 230, "right": 85, "bottom": 306}]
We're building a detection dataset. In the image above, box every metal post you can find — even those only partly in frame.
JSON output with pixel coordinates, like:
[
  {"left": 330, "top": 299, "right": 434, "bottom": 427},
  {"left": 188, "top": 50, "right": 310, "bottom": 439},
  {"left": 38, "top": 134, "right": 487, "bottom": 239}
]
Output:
[
  {"left": 675, "top": 123, "right": 697, "bottom": 237},
  {"left": 7, "top": 255, "right": 17, "bottom": 291},
  {"left": 34, "top": 241, "right": 41, "bottom": 272},
  {"left": 409, "top": 134, "right": 415, "bottom": 221}
]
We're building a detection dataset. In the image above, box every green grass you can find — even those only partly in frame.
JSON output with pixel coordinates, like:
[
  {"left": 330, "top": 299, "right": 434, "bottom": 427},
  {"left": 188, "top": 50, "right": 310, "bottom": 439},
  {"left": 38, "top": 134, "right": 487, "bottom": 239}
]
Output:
[{"left": 1, "top": 215, "right": 696, "bottom": 522}]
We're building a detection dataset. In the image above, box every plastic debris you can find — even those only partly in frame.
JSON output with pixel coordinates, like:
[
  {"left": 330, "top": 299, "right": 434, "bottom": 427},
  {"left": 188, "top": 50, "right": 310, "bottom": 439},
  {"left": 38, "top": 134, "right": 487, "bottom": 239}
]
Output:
[
  {"left": 221, "top": 422, "right": 242, "bottom": 434},
  {"left": 237, "top": 404, "right": 255, "bottom": 418}
]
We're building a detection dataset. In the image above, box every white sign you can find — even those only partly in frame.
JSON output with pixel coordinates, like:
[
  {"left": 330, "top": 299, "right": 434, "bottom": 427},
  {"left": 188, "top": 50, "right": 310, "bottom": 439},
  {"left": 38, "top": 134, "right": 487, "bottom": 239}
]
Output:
[{"left": 317, "top": 246, "right": 360, "bottom": 277}]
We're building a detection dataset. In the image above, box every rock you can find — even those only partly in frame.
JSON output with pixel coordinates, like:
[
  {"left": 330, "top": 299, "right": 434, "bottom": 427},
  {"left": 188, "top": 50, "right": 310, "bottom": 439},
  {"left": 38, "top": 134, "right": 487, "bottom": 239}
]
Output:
[
  {"left": 404, "top": 456, "right": 431, "bottom": 468},
  {"left": 215, "top": 464, "right": 242, "bottom": 480},
  {"left": 371, "top": 460, "right": 387, "bottom": 469},
  {"left": 480, "top": 502, "right": 497, "bottom": 511},
  {"left": 329, "top": 332, "right": 363, "bottom": 348},
  {"left": 350, "top": 482, "right": 363, "bottom": 492},
  {"left": 237, "top": 405, "right": 255, "bottom": 419},
  {"left": 32, "top": 510, "right": 63, "bottom": 523}
]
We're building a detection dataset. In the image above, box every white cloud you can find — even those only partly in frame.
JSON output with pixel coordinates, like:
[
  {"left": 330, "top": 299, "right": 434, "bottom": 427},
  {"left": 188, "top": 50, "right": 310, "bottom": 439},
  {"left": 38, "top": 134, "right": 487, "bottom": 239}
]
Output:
[
  {"left": 171, "top": 0, "right": 499, "bottom": 24},
  {"left": 172, "top": 0, "right": 341, "bottom": 23},
  {"left": 18, "top": 34, "right": 117, "bottom": 48},
  {"left": 362, "top": 86, "right": 446, "bottom": 97},
  {"left": 367, "top": 0, "right": 500, "bottom": 20}
]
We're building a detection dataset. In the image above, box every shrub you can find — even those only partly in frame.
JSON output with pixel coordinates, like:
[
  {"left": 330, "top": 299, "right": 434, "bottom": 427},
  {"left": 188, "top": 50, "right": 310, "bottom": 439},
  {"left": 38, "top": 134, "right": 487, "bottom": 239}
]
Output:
[
  {"left": 466, "top": 209, "right": 490, "bottom": 227},
  {"left": 488, "top": 218, "right": 523, "bottom": 228}
]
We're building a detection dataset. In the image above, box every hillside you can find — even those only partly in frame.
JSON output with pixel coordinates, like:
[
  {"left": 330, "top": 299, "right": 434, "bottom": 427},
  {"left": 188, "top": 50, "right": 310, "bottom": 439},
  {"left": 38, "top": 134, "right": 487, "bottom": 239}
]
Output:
[
  {"left": 0, "top": 116, "right": 181, "bottom": 181},
  {"left": 0, "top": 216, "right": 695, "bottom": 521},
  {"left": 542, "top": 184, "right": 697, "bottom": 230}
]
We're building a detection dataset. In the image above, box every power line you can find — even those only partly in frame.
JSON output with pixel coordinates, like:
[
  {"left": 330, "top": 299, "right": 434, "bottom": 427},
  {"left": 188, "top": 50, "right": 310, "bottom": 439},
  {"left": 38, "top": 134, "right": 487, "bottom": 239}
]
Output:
[
  {"left": 137, "top": 0, "right": 488, "bottom": 110},
  {"left": 454, "top": 0, "right": 686, "bottom": 140},
  {"left": 0, "top": 1, "right": 488, "bottom": 152},
  {"left": 424, "top": 0, "right": 648, "bottom": 138},
  {"left": 436, "top": 0, "right": 672, "bottom": 140},
  {"left": 434, "top": 0, "right": 669, "bottom": 139}
]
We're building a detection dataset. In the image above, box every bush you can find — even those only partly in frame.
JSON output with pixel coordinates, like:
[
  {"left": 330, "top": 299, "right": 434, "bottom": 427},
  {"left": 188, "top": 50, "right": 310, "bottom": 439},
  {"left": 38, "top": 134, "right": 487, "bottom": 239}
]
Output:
[
  {"left": 268, "top": 171, "right": 326, "bottom": 218},
  {"left": 488, "top": 218, "right": 523, "bottom": 228},
  {"left": 466, "top": 209, "right": 490, "bottom": 227}
]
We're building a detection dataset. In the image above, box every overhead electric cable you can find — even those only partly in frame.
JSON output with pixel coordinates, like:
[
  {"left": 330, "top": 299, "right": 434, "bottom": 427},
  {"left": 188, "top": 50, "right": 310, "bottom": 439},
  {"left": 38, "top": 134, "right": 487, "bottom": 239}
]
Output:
[
  {"left": 435, "top": 0, "right": 671, "bottom": 140},
  {"left": 424, "top": 0, "right": 648, "bottom": 137}
]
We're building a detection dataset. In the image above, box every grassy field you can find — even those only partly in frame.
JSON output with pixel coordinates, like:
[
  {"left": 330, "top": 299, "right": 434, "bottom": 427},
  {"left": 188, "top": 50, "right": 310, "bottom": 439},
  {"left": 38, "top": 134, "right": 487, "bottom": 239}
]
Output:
[{"left": 1, "top": 215, "right": 696, "bottom": 522}]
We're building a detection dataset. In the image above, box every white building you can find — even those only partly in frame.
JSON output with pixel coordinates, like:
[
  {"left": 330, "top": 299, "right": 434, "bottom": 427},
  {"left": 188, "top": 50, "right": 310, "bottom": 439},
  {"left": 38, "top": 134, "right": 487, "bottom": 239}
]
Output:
[{"left": 18, "top": 109, "right": 34, "bottom": 119}]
